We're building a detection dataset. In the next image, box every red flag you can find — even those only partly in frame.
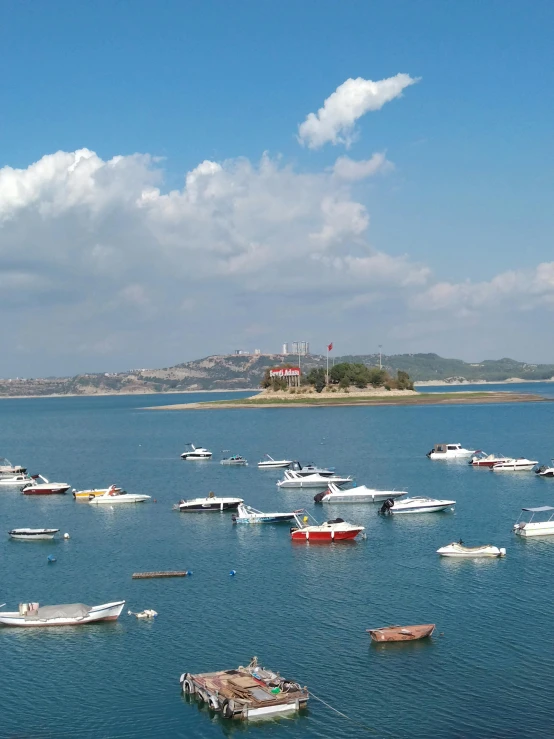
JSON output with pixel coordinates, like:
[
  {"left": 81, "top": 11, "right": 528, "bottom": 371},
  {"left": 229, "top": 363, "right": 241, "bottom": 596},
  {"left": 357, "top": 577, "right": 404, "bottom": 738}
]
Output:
[{"left": 327, "top": 343, "right": 333, "bottom": 352}]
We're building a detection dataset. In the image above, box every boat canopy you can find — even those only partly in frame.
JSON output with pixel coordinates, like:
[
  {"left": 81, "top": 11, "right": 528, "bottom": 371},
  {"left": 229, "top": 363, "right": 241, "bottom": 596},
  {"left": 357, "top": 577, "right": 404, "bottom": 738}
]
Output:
[
  {"left": 522, "top": 506, "right": 554, "bottom": 512},
  {"left": 28, "top": 603, "right": 91, "bottom": 619}
]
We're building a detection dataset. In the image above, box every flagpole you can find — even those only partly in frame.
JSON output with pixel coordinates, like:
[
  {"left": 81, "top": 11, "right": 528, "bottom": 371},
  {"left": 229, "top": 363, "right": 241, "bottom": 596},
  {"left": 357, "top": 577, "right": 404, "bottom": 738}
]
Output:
[{"left": 326, "top": 347, "right": 329, "bottom": 385}]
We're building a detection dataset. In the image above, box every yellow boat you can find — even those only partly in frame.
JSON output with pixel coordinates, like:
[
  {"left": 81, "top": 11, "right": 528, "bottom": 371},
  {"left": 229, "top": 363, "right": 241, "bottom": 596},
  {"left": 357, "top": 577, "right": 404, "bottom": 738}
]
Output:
[{"left": 73, "top": 486, "right": 122, "bottom": 501}]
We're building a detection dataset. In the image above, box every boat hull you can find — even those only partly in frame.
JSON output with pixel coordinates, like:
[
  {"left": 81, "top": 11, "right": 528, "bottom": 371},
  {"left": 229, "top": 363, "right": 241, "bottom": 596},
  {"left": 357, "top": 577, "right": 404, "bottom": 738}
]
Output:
[
  {"left": 9, "top": 529, "right": 59, "bottom": 540},
  {"left": 290, "top": 528, "right": 363, "bottom": 541},
  {"left": 0, "top": 601, "right": 125, "bottom": 627},
  {"left": 368, "top": 624, "right": 435, "bottom": 642},
  {"left": 389, "top": 503, "right": 454, "bottom": 513},
  {"left": 514, "top": 523, "right": 554, "bottom": 537},
  {"left": 90, "top": 495, "right": 150, "bottom": 504},
  {"left": 318, "top": 491, "right": 406, "bottom": 503},
  {"left": 233, "top": 513, "right": 296, "bottom": 523},
  {"left": 492, "top": 464, "right": 536, "bottom": 472},
  {"left": 179, "top": 502, "right": 241, "bottom": 512},
  {"left": 22, "top": 486, "right": 70, "bottom": 495},
  {"left": 437, "top": 543, "right": 506, "bottom": 558}
]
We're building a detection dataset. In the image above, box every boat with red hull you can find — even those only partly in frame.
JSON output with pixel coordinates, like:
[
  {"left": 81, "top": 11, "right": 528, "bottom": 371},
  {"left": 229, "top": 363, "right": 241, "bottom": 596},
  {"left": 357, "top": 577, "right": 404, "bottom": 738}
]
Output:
[
  {"left": 290, "top": 512, "right": 364, "bottom": 542},
  {"left": 22, "top": 475, "right": 71, "bottom": 495},
  {"left": 470, "top": 451, "right": 511, "bottom": 467}
]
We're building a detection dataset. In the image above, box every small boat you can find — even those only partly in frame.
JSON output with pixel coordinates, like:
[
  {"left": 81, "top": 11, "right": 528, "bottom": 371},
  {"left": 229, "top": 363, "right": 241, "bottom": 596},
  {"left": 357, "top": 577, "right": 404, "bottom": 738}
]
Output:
[
  {"left": 0, "top": 457, "right": 27, "bottom": 476},
  {"left": 9, "top": 528, "right": 59, "bottom": 540},
  {"left": 367, "top": 624, "right": 435, "bottom": 642},
  {"left": 491, "top": 458, "right": 538, "bottom": 472},
  {"left": 88, "top": 486, "right": 151, "bottom": 504},
  {"left": 288, "top": 461, "right": 336, "bottom": 476},
  {"left": 0, "top": 600, "right": 125, "bottom": 627},
  {"left": 437, "top": 540, "right": 506, "bottom": 558},
  {"left": 180, "top": 443, "right": 212, "bottom": 460},
  {"left": 73, "top": 486, "right": 123, "bottom": 500},
  {"left": 314, "top": 482, "right": 406, "bottom": 504},
  {"left": 379, "top": 496, "right": 456, "bottom": 514},
  {"left": 427, "top": 443, "right": 476, "bottom": 460},
  {"left": 535, "top": 461, "right": 554, "bottom": 477},
  {"left": 470, "top": 451, "right": 511, "bottom": 467},
  {"left": 257, "top": 454, "right": 293, "bottom": 469},
  {"left": 0, "top": 473, "right": 33, "bottom": 487},
  {"left": 277, "top": 470, "right": 352, "bottom": 489},
  {"left": 220, "top": 454, "right": 248, "bottom": 466},
  {"left": 21, "top": 475, "right": 71, "bottom": 495},
  {"left": 232, "top": 503, "right": 299, "bottom": 524},
  {"left": 290, "top": 512, "right": 364, "bottom": 541},
  {"left": 513, "top": 506, "right": 554, "bottom": 537},
  {"left": 128, "top": 608, "right": 157, "bottom": 619},
  {"left": 174, "top": 492, "right": 243, "bottom": 512},
  {"left": 180, "top": 656, "right": 308, "bottom": 720}
]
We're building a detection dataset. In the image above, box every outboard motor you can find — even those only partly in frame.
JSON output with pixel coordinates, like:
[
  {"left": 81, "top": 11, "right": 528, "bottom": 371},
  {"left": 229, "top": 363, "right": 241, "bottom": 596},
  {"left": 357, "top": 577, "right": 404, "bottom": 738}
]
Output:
[
  {"left": 426, "top": 449, "right": 433, "bottom": 458},
  {"left": 313, "top": 491, "right": 327, "bottom": 503},
  {"left": 379, "top": 498, "right": 395, "bottom": 515}
]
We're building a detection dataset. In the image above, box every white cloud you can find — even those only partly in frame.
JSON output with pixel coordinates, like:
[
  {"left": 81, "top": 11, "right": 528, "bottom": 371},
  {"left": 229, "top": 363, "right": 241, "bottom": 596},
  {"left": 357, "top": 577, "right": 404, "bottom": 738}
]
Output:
[
  {"left": 298, "top": 74, "right": 420, "bottom": 149},
  {"left": 332, "top": 152, "right": 394, "bottom": 181}
]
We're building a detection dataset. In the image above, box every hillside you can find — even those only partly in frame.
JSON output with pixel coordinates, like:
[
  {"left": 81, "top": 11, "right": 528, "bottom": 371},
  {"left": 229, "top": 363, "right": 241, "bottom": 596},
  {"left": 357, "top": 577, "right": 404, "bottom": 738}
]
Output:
[{"left": 1, "top": 353, "right": 553, "bottom": 397}]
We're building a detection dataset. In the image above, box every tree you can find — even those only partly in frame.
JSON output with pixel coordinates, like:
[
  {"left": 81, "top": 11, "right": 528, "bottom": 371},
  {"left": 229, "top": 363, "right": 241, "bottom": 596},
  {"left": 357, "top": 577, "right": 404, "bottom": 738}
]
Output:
[
  {"left": 368, "top": 368, "right": 387, "bottom": 387},
  {"left": 397, "top": 370, "right": 414, "bottom": 390},
  {"left": 314, "top": 375, "right": 326, "bottom": 393},
  {"left": 306, "top": 368, "right": 326, "bottom": 386}
]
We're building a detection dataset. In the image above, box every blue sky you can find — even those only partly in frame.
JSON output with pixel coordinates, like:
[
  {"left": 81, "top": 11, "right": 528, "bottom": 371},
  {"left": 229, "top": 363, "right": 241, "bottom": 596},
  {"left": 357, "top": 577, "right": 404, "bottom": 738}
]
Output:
[{"left": 1, "top": 0, "right": 553, "bottom": 375}]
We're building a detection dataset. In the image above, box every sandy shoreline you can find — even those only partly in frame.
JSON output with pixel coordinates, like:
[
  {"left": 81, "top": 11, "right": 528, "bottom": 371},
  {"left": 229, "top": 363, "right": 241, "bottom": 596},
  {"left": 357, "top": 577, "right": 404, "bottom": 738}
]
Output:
[{"left": 0, "top": 388, "right": 257, "bottom": 400}]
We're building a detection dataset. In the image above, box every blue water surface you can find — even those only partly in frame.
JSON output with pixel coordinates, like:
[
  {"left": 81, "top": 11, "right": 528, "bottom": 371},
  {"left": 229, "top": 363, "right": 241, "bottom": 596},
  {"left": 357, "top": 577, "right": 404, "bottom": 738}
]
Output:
[{"left": 1, "top": 391, "right": 554, "bottom": 738}]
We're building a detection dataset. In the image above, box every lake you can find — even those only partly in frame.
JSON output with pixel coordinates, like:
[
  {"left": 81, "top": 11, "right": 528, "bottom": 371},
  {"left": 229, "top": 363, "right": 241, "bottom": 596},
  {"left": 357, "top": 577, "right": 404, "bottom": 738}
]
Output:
[{"left": 1, "top": 389, "right": 554, "bottom": 738}]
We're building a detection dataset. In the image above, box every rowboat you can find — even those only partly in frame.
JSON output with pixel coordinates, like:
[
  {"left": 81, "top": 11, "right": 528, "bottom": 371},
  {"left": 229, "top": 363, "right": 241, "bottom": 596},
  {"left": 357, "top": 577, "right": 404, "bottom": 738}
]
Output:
[
  {"left": 0, "top": 600, "right": 125, "bottom": 627},
  {"left": 437, "top": 541, "right": 506, "bottom": 558},
  {"left": 367, "top": 624, "right": 435, "bottom": 642},
  {"left": 9, "top": 528, "right": 59, "bottom": 541}
]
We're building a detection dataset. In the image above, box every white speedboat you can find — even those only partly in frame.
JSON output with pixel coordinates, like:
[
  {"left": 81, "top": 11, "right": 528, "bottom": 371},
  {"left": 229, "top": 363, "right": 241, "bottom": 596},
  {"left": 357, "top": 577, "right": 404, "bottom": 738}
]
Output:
[
  {"left": 380, "top": 496, "right": 456, "bottom": 514},
  {"left": 314, "top": 482, "right": 407, "bottom": 504},
  {"left": 0, "top": 600, "right": 125, "bottom": 627},
  {"left": 0, "top": 473, "right": 33, "bottom": 487},
  {"left": 220, "top": 454, "right": 248, "bottom": 466},
  {"left": 513, "top": 506, "right": 554, "bottom": 537},
  {"left": 232, "top": 503, "right": 299, "bottom": 524},
  {"left": 0, "top": 457, "right": 27, "bottom": 476},
  {"left": 491, "top": 458, "right": 538, "bottom": 472},
  {"left": 437, "top": 541, "right": 506, "bottom": 558},
  {"left": 181, "top": 444, "right": 212, "bottom": 460},
  {"left": 427, "top": 443, "right": 476, "bottom": 460},
  {"left": 89, "top": 486, "right": 151, "bottom": 504},
  {"left": 174, "top": 493, "right": 243, "bottom": 512},
  {"left": 9, "top": 528, "right": 59, "bottom": 540},
  {"left": 257, "top": 454, "right": 292, "bottom": 469},
  {"left": 73, "top": 486, "right": 123, "bottom": 500},
  {"left": 288, "top": 461, "right": 336, "bottom": 477},
  {"left": 535, "top": 461, "right": 554, "bottom": 477},
  {"left": 277, "top": 470, "right": 352, "bottom": 489}
]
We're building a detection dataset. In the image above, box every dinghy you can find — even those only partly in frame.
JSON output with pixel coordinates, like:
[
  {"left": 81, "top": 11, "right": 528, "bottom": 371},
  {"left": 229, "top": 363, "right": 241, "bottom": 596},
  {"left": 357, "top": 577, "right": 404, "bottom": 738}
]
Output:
[
  {"left": 437, "top": 541, "right": 506, "bottom": 558},
  {"left": 0, "top": 600, "right": 125, "bottom": 627},
  {"left": 367, "top": 624, "right": 435, "bottom": 642}
]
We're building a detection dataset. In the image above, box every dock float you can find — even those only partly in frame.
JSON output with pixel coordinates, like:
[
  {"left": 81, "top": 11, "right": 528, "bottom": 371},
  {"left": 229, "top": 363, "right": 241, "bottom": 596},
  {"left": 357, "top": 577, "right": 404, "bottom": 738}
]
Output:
[{"left": 132, "top": 571, "right": 190, "bottom": 579}]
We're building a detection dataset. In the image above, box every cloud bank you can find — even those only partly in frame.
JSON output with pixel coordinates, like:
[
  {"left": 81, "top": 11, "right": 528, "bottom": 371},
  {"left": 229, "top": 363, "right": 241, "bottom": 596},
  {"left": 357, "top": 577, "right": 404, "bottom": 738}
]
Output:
[{"left": 298, "top": 74, "right": 420, "bottom": 149}]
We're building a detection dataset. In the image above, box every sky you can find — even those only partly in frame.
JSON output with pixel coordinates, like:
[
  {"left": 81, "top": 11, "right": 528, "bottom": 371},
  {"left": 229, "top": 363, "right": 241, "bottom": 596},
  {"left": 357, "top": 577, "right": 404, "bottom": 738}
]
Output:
[{"left": 1, "top": 0, "right": 553, "bottom": 376}]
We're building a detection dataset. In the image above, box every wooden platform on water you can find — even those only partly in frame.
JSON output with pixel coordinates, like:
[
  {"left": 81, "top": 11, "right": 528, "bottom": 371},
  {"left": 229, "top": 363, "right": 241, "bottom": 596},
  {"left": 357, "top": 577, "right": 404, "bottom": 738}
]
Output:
[{"left": 132, "top": 571, "right": 189, "bottom": 579}]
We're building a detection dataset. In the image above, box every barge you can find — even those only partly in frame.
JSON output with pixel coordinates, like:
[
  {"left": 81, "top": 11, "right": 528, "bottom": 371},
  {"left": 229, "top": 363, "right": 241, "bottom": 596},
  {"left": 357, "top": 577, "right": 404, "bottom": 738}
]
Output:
[{"left": 179, "top": 656, "right": 308, "bottom": 720}]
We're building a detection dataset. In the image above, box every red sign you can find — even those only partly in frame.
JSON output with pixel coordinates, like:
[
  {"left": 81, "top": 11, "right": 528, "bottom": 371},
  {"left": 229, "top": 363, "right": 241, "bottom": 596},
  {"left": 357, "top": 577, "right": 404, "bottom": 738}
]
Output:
[{"left": 270, "top": 367, "right": 301, "bottom": 378}]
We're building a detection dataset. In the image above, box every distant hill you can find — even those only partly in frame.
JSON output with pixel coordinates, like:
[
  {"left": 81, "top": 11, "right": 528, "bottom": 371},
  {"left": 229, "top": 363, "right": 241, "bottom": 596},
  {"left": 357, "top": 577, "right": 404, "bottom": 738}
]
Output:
[{"left": 1, "top": 352, "right": 553, "bottom": 397}]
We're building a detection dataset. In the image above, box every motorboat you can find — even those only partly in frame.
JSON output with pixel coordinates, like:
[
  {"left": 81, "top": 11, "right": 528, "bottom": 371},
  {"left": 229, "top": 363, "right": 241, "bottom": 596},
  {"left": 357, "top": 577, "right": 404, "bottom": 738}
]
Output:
[
  {"left": 232, "top": 503, "right": 299, "bottom": 524},
  {"left": 9, "top": 528, "right": 59, "bottom": 541},
  {"left": 288, "top": 461, "right": 336, "bottom": 476},
  {"left": 437, "top": 541, "right": 506, "bottom": 558},
  {"left": 0, "top": 600, "right": 125, "bottom": 627},
  {"left": 470, "top": 451, "right": 511, "bottom": 467},
  {"left": 180, "top": 443, "right": 212, "bottom": 460},
  {"left": 174, "top": 493, "right": 243, "bottom": 512},
  {"left": 73, "top": 486, "right": 123, "bottom": 500},
  {"left": 0, "top": 472, "right": 33, "bottom": 487},
  {"left": 277, "top": 470, "right": 352, "bottom": 489},
  {"left": 21, "top": 475, "right": 71, "bottom": 495},
  {"left": 513, "top": 506, "right": 554, "bottom": 537},
  {"left": 314, "top": 482, "right": 407, "bottom": 504},
  {"left": 379, "top": 496, "right": 456, "bottom": 514},
  {"left": 290, "top": 512, "right": 364, "bottom": 541},
  {"left": 535, "top": 461, "right": 554, "bottom": 477},
  {"left": 257, "top": 454, "right": 292, "bottom": 469},
  {"left": 0, "top": 457, "right": 27, "bottom": 476},
  {"left": 220, "top": 454, "right": 248, "bottom": 466},
  {"left": 491, "top": 458, "right": 538, "bottom": 472},
  {"left": 88, "top": 486, "right": 151, "bottom": 504},
  {"left": 366, "top": 624, "right": 435, "bottom": 643},
  {"left": 427, "top": 443, "right": 476, "bottom": 460}
]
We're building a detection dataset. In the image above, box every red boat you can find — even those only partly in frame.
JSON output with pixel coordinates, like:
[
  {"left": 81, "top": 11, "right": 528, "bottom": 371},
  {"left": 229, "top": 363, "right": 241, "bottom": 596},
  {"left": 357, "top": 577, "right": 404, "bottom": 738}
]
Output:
[
  {"left": 22, "top": 475, "right": 71, "bottom": 495},
  {"left": 290, "top": 513, "right": 364, "bottom": 542},
  {"left": 470, "top": 451, "right": 511, "bottom": 468}
]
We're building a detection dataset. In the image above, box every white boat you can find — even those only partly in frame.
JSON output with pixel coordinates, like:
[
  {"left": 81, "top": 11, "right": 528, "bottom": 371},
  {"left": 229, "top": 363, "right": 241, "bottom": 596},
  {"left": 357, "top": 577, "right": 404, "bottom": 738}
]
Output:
[
  {"left": 0, "top": 457, "right": 27, "bottom": 476},
  {"left": 379, "top": 496, "right": 456, "bottom": 514},
  {"left": 73, "top": 486, "right": 123, "bottom": 500},
  {"left": 491, "top": 458, "right": 538, "bottom": 472},
  {"left": 437, "top": 541, "right": 506, "bottom": 558},
  {"left": 232, "top": 503, "right": 299, "bottom": 524},
  {"left": 257, "top": 454, "right": 292, "bottom": 469},
  {"left": 288, "top": 461, "right": 336, "bottom": 477},
  {"left": 88, "top": 486, "right": 151, "bottom": 504},
  {"left": 9, "top": 528, "right": 59, "bottom": 540},
  {"left": 181, "top": 443, "right": 212, "bottom": 460},
  {"left": 174, "top": 493, "right": 243, "bottom": 512},
  {"left": 277, "top": 470, "right": 352, "bottom": 489},
  {"left": 314, "top": 482, "right": 407, "bottom": 504},
  {"left": 0, "top": 600, "right": 125, "bottom": 627},
  {"left": 220, "top": 454, "right": 248, "bottom": 466},
  {"left": 470, "top": 451, "right": 512, "bottom": 468},
  {"left": 535, "top": 461, "right": 554, "bottom": 478},
  {"left": 0, "top": 473, "right": 33, "bottom": 487},
  {"left": 513, "top": 506, "right": 554, "bottom": 537},
  {"left": 427, "top": 443, "right": 476, "bottom": 460}
]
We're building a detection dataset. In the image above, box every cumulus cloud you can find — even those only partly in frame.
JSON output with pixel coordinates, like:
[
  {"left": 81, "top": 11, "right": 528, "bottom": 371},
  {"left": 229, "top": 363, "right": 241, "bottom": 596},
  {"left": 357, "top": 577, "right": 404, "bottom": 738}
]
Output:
[
  {"left": 298, "top": 74, "right": 420, "bottom": 149},
  {"left": 332, "top": 152, "right": 394, "bottom": 181}
]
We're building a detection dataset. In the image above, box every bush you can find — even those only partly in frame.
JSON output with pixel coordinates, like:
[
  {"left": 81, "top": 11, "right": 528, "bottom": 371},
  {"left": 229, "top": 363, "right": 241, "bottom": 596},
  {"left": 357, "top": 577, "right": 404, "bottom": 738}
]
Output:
[{"left": 314, "top": 376, "right": 326, "bottom": 393}]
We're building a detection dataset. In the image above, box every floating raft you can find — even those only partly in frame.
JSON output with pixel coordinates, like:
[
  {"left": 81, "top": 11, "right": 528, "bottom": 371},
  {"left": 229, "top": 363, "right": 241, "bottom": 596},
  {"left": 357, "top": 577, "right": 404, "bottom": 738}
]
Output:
[{"left": 132, "top": 571, "right": 189, "bottom": 579}]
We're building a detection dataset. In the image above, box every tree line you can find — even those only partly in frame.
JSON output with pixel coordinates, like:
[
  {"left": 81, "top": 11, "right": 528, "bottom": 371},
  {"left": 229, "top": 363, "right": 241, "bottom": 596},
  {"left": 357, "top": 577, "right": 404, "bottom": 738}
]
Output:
[{"left": 261, "top": 362, "right": 414, "bottom": 393}]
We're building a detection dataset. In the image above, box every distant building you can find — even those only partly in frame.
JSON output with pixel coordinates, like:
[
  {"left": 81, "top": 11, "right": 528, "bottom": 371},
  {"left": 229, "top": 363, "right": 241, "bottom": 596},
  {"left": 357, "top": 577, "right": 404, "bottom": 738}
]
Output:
[
  {"left": 282, "top": 343, "right": 288, "bottom": 355},
  {"left": 254, "top": 349, "right": 261, "bottom": 355},
  {"left": 290, "top": 341, "right": 309, "bottom": 356}
]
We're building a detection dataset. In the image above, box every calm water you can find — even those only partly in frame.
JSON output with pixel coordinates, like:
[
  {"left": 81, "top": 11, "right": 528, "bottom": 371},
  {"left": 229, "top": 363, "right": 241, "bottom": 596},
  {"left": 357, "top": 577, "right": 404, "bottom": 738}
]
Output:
[{"left": 2, "top": 390, "right": 554, "bottom": 738}]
